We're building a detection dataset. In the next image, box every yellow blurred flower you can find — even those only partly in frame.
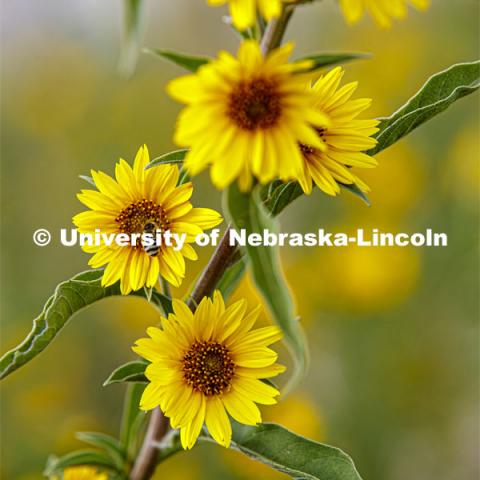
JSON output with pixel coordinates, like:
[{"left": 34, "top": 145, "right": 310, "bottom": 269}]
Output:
[
  {"left": 133, "top": 291, "right": 285, "bottom": 449},
  {"left": 299, "top": 67, "right": 379, "bottom": 196},
  {"left": 73, "top": 145, "right": 222, "bottom": 293},
  {"left": 347, "top": 143, "right": 426, "bottom": 221},
  {"left": 443, "top": 125, "right": 479, "bottom": 207},
  {"left": 339, "top": 0, "right": 429, "bottom": 28},
  {"left": 207, "top": 0, "right": 282, "bottom": 30},
  {"left": 54, "top": 466, "right": 108, "bottom": 480},
  {"left": 168, "top": 40, "right": 328, "bottom": 191},
  {"left": 290, "top": 227, "right": 421, "bottom": 315}
]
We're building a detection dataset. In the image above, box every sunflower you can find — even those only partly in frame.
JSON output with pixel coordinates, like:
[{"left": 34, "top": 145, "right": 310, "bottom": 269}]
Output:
[
  {"left": 207, "top": 0, "right": 282, "bottom": 30},
  {"left": 168, "top": 40, "right": 329, "bottom": 191},
  {"left": 338, "top": 0, "right": 429, "bottom": 28},
  {"left": 73, "top": 145, "right": 222, "bottom": 294},
  {"left": 54, "top": 466, "right": 108, "bottom": 480},
  {"left": 298, "top": 67, "right": 379, "bottom": 196},
  {"left": 133, "top": 291, "right": 286, "bottom": 449}
]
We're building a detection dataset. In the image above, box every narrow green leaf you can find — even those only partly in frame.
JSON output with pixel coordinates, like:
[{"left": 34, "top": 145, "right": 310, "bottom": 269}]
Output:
[
  {"left": 224, "top": 184, "right": 308, "bottom": 392},
  {"left": 76, "top": 432, "right": 125, "bottom": 469},
  {"left": 44, "top": 450, "right": 118, "bottom": 476},
  {"left": 370, "top": 60, "right": 480, "bottom": 155},
  {"left": 0, "top": 269, "right": 158, "bottom": 380},
  {"left": 217, "top": 256, "right": 247, "bottom": 299},
  {"left": 144, "top": 48, "right": 211, "bottom": 72},
  {"left": 79, "top": 174, "right": 96, "bottom": 187},
  {"left": 118, "top": 0, "right": 146, "bottom": 77},
  {"left": 103, "top": 361, "right": 148, "bottom": 386},
  {"left": 148, "top": 290, "right": 173, "bottom": 316},
  {"left": 178, "top": 166, "right": 191, "bottom": 186},
  {"left": 295, "top": 52, "right": 370, "bottom": 72},
  {"left": 263, "top": 181, "right": 304, "bottom": 216},
  {"left": 229, "top": 423, "right": 363, "bottom": 480},
  {"left": 120, "top": 383, "right": 147, "bottom": 460},
  {"left": 146, "top": 149, "right": 189, "bottom": 169},
  {"left": 339, "top": 183, "right": 371, "bottom": 206}
]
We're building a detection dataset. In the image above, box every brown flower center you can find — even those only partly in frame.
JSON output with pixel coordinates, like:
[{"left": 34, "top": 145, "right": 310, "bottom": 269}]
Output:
[
  {"left": 299, "top": 128, "right": 327, "bottom": 159},
  {"left": 227, "top": 78, "right": 283, "bottom": 131},
  {"left": 182, "top": 341, "right": 235, "bottom": 396},
  {"left": 115, "top": 199, "right": 169, "bottom": 249}
]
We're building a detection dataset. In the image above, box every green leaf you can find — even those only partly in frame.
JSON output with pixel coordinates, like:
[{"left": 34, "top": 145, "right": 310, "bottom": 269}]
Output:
[
  {"left": 148, "top": 290, "right": 173, "bottom": 316},
  {"left": 104, "top": 361, "right": 148, "bottom": 386},
  {"left": 0, "top": 269, "right": 159, "bottom": 380},
  {"left": 120, "top": 383, "right": 147, "bottom": 460},
  {"left": 224, "top": 184, "right": 308, "bottom": 393},
  {"left": 144, "top": 48, "right": 211, "bottom": 72},
  {"left": 217, "top": 256, "right": 246, "bottom": 299},
  {"left": 370, "top": 60, "right": 480, "bottom": 155},
  {"left": 152, "top": 423, "right": 363, "bottom": 480},
  {"left": 263, "top": 181, "right": 304, "bottom": 216},
  {"left": 178, "top": 167, "right": 191, "bottom": 186},
  {"left": 118, "top": 0, "right": 146, "bottom": 77},
  {"left": 76, "top": 432, "right": 125, "bottom": 469},
  {"left": 146, "top": 149, "right": 189, "bottom": 169},
  {"left": 229, "top": 423, "right": 363, "bottom": 480},
  {"left": 0, "top": 270, "right": 120, "bottom": 380},
  {"left": 338, "top": 183, "right": 370, "bottom": 206},
  {"left": 79, "top": 174, "right": 96, "bottom": 187},
  {"left": 44, "top": 450, "right": 119, "bottom": 477},
  {"left": 295, "top": 52, "right": 370, "bottom": 72}
]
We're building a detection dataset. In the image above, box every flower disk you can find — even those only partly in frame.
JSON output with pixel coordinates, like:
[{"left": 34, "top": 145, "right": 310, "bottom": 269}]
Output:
[
  {"left": 73, "top": 145, "right": 222, "bottom": 294},
  {"left": 206, "top": 0, "right": 282, "bottom": 31},
  {"left": 339, "top": 0, "right": 429, "bottom": 28},
  {"left": 133, "top": 291, "right": 286, "bottom": 449},
  {"left": 298, "top": 67, "right": 380, "bottom": 196},
  {"left": 168, "top": 40, "right": 329, "bottom": 191}
]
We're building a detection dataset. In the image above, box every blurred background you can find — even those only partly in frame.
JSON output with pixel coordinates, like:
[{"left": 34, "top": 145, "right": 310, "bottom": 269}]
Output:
[{"left": 1, "top": 0, "right": 478, "bottom": 479}]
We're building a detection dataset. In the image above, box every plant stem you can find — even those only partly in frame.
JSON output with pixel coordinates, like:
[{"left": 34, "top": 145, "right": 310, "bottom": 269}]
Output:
[
  {"left": 129, "top": 9, "right": 295, "bottom": 480},
  {"left": 130, "top": 409, "right": 168, "bottom": 480},
  {"left": 260, "top": 4, "right": 294, "bottom": 54},
  {"left": 187, "top": 226, "right": 237, "bottom": 309}
]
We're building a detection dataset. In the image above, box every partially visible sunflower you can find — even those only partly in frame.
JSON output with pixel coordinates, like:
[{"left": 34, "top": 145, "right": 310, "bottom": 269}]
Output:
[
  {"left": 53, "top": 466, "right": 108, "bottom": 480},
  {"left": 73, "top": 145, "right": 222, "bottom": 294},
  {"left": 168, "top": 40, "right": 329, "bottom": 191},
  {"left": 133, "top": 291, "right": 286, "bottom": 449},
  {"left": 207, "top": 0, "right": 282, "bottom": 31},
  {"left": 298, "top": 67, "right": 379, "bottom": 196},
  {"left": 339, "top": 0, "right": 429, "bottom": 28}
]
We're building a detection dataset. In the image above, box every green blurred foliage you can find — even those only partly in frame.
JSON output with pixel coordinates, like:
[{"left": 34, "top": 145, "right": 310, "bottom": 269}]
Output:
[{"left": 1, "top": 1, "right": 478, "bottom": 479}]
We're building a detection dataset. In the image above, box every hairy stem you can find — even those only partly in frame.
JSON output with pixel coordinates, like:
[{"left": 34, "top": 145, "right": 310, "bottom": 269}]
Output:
[
  {"left": 129, "top": 9, "right": 295, "bottom": 480},
  {"left": 260, "top": 4, "right": 294, "bottom": 54},
  {"left": 130, "top": 409, "right": 168, "bottom": 480},
  {"left": 187, "top": 227, "right": 237, "bottom": 309}
]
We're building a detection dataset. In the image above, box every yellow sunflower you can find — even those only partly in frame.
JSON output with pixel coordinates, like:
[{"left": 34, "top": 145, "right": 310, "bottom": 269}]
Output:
[
  {"left": 339, "top": 0, "right": 429, "bottom": 28},
  {"left": 54, "top": 466, "right": 108, "bottom": 480},
  {"left": 206, "top": 0, "right": 282, "bottom": 31},
  {"left": 73, "top": 145, "right": 222, "bottom": 294},
  {"left": 298, "top": 67, "right": 379, "bottom": 196},
  {"left": 133, "top": 291, "right": 286, "bottom": 449},
  {"left": 168, "top": 40, "right": 329, "bottom": 191}
]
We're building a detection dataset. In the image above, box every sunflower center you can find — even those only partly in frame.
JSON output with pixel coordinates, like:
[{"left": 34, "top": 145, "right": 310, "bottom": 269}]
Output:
[
  {"left": 227, "top": 78, "right": 282, "bottom": 131},
  {"left": 115, "top": 199, "right": 169, "bottom": 235},
  {"left": 182, "top": 341, "right": 235, "bottom": 396},
  {"left": 299, "top": 128, "right": 327, "bottom": 158}
]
